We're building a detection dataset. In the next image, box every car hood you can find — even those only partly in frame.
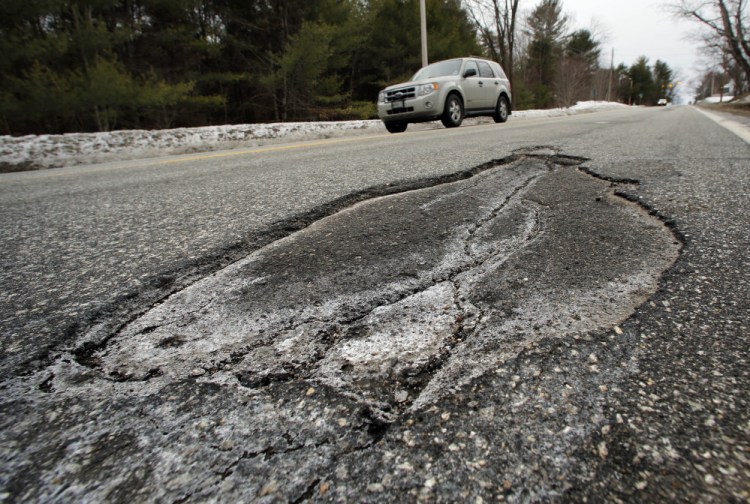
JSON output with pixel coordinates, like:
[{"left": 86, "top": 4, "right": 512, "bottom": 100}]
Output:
[{"left": 384, "top": 76, "right": 457, "bottom": 91}]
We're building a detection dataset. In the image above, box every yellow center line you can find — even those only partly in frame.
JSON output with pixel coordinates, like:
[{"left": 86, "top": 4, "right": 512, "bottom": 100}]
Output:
[{"left": 158, "top": 133, "right": 393, "bottom": 164}]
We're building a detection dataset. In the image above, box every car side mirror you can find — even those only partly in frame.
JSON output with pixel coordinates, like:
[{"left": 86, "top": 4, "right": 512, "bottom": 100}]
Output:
[{"left": 463, "top": 68, "right": 477, "bottom": 78}]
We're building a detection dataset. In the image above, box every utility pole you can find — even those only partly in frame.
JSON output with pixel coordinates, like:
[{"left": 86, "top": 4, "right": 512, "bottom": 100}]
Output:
[
  {"left": 420, "top": 0, "right": 428, "bottom": 67},
  {"left": 606, "top": 48, "right": 614, "bottom": 102}
]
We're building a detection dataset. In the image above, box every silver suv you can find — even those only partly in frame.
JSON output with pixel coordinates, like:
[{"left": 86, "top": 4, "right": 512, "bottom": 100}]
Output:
[{"left": 377, "top": 57, "right": 512, "bottom": 133}]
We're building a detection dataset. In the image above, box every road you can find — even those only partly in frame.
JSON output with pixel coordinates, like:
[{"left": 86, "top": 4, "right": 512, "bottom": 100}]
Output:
[{"left": 1, "top": 106, "right": 748, "bottom": 502}]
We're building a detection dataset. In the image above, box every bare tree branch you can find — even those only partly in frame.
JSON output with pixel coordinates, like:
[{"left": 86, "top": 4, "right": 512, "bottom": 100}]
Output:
[
  {"left": 734, "top": 0, "right": 750, "bottom": 65},
  {"left": 464, "top": 0, "right": 520, "bottom": 103},
  {"left": 671, "top": 0, "right": 750, "bottom": 92},
  {"left": 717, "top": 0, "right": 750, "bottom": 83}
]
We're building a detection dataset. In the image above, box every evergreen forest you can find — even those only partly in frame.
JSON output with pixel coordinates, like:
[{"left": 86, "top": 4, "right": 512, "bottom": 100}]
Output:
[{"left": 0, "top": 0, "right": 677, "bottom": 135}]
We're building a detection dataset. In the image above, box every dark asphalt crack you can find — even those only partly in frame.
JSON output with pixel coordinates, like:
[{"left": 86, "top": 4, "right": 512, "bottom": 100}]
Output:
[
  {"left": 292, "top": 478, "right": 322, "bottom": 504},
  {"left": 579, "top": 165, "right": 641, "bottom": 186},
  {"left": 576, "top": 166, "right": 684, "bottom": 244},
  {"left": 612, "top": 189, "right": 687, "bottom": 244}
]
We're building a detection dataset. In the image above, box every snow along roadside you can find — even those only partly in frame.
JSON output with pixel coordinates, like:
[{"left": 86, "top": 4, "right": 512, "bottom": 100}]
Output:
[{"left": 0, "top": 101, "right": 631, "bottom": 171}]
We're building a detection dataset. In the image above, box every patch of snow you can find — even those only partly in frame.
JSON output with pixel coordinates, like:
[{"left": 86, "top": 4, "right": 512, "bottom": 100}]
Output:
[
  {"left": 0, "top": 101, "right": 632, "bottom": 170},
  {"left": 701, "top": 96, "right": 735, "bottom": 104},
  {"left": 512, "top": 100, "right": 630, "bottom": 119}
]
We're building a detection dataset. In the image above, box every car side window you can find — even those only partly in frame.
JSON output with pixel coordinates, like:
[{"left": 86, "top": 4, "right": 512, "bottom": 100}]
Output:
[
  {"left": 464, "top": 61, "right": 479, "bottom": 77},
  {"left": 491, "top": 62, "right": 507, "bottom": 79},
  {"left": 477, "top": 61, "right": 494, "bottom": 78}
]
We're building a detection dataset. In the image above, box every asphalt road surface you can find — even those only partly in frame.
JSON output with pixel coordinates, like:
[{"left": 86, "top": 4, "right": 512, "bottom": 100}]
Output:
[{"left": 1, "top": 106, "right": 749, "bottom": 502}]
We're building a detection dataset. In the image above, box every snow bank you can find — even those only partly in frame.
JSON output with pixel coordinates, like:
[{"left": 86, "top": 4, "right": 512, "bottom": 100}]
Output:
[
  {"left": 701, "top": 96, "right": 735, "bottom": 104},
  {"left": 0, "top": 101, "right": 631, "bottom": 170},
  {"left": 513, "top": 100, "right": 631, "bottom": 119},
  {"left": 0, "top": 120, "right": 381, "bottom": 171}
]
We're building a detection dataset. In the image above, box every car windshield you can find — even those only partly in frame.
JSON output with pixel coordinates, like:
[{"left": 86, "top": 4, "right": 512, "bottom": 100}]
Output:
[{"left": 411, "top": 59, "right": 463, "bottom": 80}]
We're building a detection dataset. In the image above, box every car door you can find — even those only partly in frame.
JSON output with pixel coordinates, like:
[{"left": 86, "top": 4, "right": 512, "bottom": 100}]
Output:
[
  {"left": 461, "top": 60, "right": 485, "bottom": 111},
  {"left": 476, "top": 60, "right": 500, "bottom": 109}
]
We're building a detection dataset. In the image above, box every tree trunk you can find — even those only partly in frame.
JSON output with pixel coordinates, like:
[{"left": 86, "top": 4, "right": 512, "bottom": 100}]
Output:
[{"left": 718, "top": 0, "right": 750, "bottom": 84}]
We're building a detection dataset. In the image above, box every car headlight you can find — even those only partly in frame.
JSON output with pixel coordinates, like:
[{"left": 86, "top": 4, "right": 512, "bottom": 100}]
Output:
[
  {"left": 378, "top": 92, "right": 385, "bottom": 103},
  {"left": 419, "top": 83, "right": 438, "bottom": 96}
]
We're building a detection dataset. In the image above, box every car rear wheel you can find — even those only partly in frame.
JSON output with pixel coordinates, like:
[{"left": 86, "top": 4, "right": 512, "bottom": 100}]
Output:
[
  {"left": 493, "top": 95, "right": 509, "bottom": 123},
  {"left": 385, "top": 122, "right": 407, "bottom": 133},
  {"left": 441, "top": 94, "right": 464, "bottom": 128}
]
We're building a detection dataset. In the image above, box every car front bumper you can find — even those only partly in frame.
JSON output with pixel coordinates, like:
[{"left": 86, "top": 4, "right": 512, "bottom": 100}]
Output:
[{"left": 377, "top": 93, "right": 444, "bottom": 123}]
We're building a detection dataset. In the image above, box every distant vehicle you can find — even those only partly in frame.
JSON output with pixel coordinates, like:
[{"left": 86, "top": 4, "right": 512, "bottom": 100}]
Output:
[
  {"left": 657, "top": 98, "right": 668, "bottom": 106},
  {"left": 377, "top": 57, "right": 512, "bottom": 133}
]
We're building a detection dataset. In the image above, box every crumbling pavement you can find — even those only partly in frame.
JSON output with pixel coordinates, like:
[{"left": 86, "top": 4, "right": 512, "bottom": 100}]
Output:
[{"left": 1, "top": 149, "right": 684, "bottom": 502}]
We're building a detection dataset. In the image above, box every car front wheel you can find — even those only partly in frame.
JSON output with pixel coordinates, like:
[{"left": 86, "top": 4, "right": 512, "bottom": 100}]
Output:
[
  {"left": 385, "top": 122, "right": 407, "bottom": 133},
  {"left": 493, "top": 95, "right": 509, "bottom": 123},
  {"left": 441, "top": 94, "right": 464, "bottom": 128}
]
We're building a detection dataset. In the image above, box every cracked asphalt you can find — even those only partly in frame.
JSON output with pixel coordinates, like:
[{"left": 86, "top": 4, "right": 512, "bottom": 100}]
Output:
[{"left": 1, "top": 106, "right": 749, "bottom": 502}]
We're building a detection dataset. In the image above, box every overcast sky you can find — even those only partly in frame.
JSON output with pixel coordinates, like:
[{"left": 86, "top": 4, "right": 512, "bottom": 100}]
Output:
[{"left": 558, "top": 0, "right": 704, "bottom": 95}]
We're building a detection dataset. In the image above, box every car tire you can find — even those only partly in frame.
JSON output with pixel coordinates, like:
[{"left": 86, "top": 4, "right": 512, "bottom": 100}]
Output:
[
  {"left": 385, "top": 122, "right": 407, "bottom": 133},
  {"left": 441, "top": 94, "right": 464, "bottom": 128},
  {"left": 493, "top": 95, "right": 509, "bottom": 123}
]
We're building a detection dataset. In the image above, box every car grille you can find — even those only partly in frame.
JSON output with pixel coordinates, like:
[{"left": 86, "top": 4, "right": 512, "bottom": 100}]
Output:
[
  {"left": 384, "top": 87, "right": 416, "bottom": 103},
  {"left": 386, "top": 107, "right": 414, "bottom": 115}
]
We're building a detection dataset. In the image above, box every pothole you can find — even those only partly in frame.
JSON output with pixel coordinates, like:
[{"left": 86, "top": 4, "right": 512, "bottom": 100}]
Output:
[
  {"left": 3, "top": 151, "right": 686, "bottom": 504},
  {"left": 62, "top": 154, "right": 680, "bottom": 425}
]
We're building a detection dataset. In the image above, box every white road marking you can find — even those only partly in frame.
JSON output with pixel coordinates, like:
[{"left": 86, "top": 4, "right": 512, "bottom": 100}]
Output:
[{"left": 694, "top": 107, "right": 750, "bottom": 144}]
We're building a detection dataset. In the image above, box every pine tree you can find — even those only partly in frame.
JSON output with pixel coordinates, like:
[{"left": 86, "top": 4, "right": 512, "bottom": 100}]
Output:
[
  {"left": 628, "top": 56, "right": 656, "bottom": 106},
  {"left": 526, "top": 0, "right": 569, "bottom": 108}
]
